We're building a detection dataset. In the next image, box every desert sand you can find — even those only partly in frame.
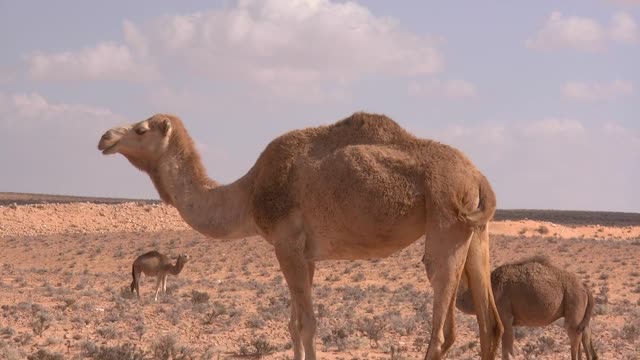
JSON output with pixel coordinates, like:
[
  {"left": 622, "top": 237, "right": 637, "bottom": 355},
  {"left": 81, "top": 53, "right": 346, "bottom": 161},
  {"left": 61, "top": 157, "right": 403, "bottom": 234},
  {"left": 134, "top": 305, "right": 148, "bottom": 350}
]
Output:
[{"left": 0, "top": 193, "right": 638, "bottom": 359}]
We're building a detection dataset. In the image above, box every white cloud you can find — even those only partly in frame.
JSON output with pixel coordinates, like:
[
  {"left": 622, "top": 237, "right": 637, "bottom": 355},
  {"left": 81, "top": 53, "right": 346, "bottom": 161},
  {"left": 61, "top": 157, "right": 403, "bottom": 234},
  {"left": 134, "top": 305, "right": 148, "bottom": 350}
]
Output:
[
  {"left": 0, "top": 92, "right": 125, "bottom": 128},
  {"left": 408, "top": 79, "right": 477, "bottom": 99},
  {"left": 527, "top": 11, "right": 639, "bottom": 51},
  {"left": 0, "top": 70, "right": 16, "bottom": 84},
  {"left": 522, "top": 118, "right": 585, "bottom": 137},
  {"left": 149, "top": 0, "right": 443, "bottom": 81},
  {"left": 25, "top": 0, "right": 443, "bottom": 93},
  {"left": 607, "top": 0, "right": 640, "bottom": 5},
  {"left": 610, "top": 12, "right": 639, "bottom": 43},
  {"left": 562, "top": 80, "right": 634, "bottom": 101},
  {"left": 423, "top": 119, "right": 640, "bottom": 211},
  {"left": 526, "top": 11, "right": 606, "bottom": 52},
  {"left": 27, "top": 42, "right": 156, "bottom": 82}
]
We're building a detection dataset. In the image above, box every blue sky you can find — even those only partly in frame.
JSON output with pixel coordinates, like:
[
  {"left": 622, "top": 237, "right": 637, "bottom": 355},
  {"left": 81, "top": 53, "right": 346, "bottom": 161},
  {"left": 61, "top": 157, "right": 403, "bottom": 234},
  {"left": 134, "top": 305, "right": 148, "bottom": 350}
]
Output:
[{"left": 0, "top": 0, "right": 638, "bottom": 212}]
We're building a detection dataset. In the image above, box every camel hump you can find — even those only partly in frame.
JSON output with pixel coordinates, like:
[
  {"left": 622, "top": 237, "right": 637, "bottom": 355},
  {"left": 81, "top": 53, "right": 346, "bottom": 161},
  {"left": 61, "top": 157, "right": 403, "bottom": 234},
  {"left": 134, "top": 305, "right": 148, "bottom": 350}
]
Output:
[
  {"left": 509, "top": 254, "right": 553, "bottom": 267},
  {"left": 331, "top": 112, "right": 413, "bottom": 144}
]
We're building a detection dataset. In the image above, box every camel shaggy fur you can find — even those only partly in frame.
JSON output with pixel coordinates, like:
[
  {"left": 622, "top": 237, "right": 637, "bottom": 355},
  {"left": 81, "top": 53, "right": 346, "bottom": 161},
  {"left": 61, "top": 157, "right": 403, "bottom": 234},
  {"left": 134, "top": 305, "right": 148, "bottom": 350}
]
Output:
[
  {"left": 456, "top": 256, "right": 597, "bottom": 360},
  {"left": 98, "top": 112, "right": 503, "bottom": 360},
  {"left": 131, "top": 251, "right": 189, "bottom": 301}
]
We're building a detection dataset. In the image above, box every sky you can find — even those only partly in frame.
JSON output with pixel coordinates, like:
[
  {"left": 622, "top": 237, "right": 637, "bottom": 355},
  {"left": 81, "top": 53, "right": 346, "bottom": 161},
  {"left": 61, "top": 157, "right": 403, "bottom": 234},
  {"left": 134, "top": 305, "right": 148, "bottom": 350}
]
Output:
[{"left": 0, "top": 0, "right": 638, "bottom": 212}]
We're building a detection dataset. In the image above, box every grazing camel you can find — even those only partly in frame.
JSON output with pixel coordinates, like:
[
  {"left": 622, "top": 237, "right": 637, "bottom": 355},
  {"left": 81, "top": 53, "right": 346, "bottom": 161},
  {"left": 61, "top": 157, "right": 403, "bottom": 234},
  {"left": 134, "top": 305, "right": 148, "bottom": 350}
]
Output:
[
  {"left": 130, "top": 251, "right": 190, "bottom": 301},
  {"left": 98, "top": 112, "right": 503, "bottom": 360},
  {"left": 456, "top": 256, "right": 597, "bottom": 360}
]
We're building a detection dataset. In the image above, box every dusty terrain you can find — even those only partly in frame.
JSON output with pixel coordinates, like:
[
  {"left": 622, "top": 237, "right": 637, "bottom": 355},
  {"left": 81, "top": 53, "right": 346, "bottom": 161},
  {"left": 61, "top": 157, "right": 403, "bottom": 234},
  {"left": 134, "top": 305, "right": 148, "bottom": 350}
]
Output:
[{"left": 0, "top": 193, "right": 639, "bottom": 359}]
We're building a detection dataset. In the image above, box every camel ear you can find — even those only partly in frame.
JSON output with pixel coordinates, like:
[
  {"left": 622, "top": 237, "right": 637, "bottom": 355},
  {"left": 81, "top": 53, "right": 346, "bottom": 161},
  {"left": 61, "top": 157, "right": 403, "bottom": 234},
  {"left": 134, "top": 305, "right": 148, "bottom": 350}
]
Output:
[{"left": 160, "top": 118, "right": 172, "bottom": 136}]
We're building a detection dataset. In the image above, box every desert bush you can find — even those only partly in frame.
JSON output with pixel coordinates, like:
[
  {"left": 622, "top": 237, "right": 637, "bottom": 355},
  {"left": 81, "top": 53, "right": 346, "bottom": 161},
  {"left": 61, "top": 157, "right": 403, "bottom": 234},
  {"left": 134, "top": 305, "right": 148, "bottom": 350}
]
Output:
[
  {"left": 96, "top": 326, "right": 119, "bottom": 340},
  {"left": 191, "top": 290, "right": 210, "bottom": 304},
  {"left": 536, "top": 225, "right": 550, "bottom": 235},
  {"left": 61, "top": 297, "right": 76, "bottom": 311},
  {"left": 14, "top": 332, "right": 33, "bottom": 345},
  {"left": 247, "top": 314, "right": 266, "bottom": 329},
  {"left": 257, "top": 296, "right": 289, "bottom": 322},
  {"left": 237, "top": 337, "right": 276, "bottom": 358},
  {"left": 338, "top": 285, "right": 366, "bottom": 301},
  {"left": 168, "top": 306, "right": 183, "bottom": 326},
  {"left": 26, "top": 349, "right": 64, "bottom": 360},
  {"left": 0, "top": 326, "right": 16, "bottom": 337},
  {"left": 151, "top": 334, "right": 177, "bottom": 360},
  {"left": 619, "top": 324, "right": 639, "bottom": 343},
  {"left": 81, "top": 341, "right": 145, "bottom": 360},
  {"left": 134, "top": 321, "right": 146, "bottom": 341},
  {"left": 321, "top": 327, "right": 350, "bottom": 351},
  {"left": 151, "top": 333, "right": 193, "bottom": 360},
  {"left": 358, "top": 316, "right": 385, "bottom": 347},
  {"left": 30, "top": 310, "right": 52, "bottom": 336},
  {"left": 0, "top": 340, "right": 24, "bottom": 360}
]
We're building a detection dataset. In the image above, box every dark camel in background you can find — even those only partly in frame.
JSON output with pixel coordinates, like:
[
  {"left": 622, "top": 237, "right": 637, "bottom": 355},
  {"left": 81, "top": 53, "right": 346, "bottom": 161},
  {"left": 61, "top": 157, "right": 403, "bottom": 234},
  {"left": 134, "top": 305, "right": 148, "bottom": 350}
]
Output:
[
  {"left": 457, "top": 256, "right": 597, "bottom": 360},
  {"left": 131, "top": 251, "right": 189, "bottom": 301}
]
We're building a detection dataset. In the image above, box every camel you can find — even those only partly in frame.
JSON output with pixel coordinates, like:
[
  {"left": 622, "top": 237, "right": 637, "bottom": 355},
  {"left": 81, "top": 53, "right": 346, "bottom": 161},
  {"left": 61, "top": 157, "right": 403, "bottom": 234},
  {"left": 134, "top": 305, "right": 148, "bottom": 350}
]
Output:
[
  {"left": 98, "top": 112, "right": 503, "bottom": 360},
  {"left": 130, "top": 251, "right": 190, "bottom": 301},
  {"left": 456, "top": 256, "right": 597, "bottom": 360}
]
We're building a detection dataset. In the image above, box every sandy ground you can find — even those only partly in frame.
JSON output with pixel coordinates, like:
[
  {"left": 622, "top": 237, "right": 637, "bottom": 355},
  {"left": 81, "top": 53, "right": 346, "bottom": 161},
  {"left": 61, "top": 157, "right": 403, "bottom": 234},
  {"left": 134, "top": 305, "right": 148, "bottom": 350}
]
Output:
[{"left": 0, "top": 194, "right": 639, "bottom": 359}]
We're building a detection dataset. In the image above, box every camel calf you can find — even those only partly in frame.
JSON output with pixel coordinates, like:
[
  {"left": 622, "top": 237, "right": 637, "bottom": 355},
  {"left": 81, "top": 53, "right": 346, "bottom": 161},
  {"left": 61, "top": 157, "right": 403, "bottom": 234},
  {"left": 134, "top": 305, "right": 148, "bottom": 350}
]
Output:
[
  {"left": 456, "top": 256, "right": 597, "bottom": 360},
  {"left": 130, "top": 251, "right": 189, "bottom": 301}
]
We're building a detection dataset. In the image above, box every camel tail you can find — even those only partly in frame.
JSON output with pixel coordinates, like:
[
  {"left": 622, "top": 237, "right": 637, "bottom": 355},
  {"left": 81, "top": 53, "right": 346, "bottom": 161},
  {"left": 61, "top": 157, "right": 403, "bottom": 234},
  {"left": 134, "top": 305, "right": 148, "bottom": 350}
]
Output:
[
  {"left": 130, "top": 264, "right": 136, "bottom": 293},
  {"left": 577, "top": 287, "right": 594, "bottom": 333},
  {"left": 464, "top": 175, "right": 497, "bottom": 227}
]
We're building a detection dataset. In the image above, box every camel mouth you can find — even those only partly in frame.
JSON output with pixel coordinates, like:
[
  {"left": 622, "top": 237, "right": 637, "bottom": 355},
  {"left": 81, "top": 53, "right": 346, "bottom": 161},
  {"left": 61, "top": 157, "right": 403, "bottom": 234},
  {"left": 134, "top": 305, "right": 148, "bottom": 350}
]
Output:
[
  {"left": 98, "top": 128, "right": 126, "bottom": 155},
  {"left": 98, "top": 136, "right": 119, "bottom": 155},
  {"left": 100, "top": 144, "right": 118, "bottom": 155}
]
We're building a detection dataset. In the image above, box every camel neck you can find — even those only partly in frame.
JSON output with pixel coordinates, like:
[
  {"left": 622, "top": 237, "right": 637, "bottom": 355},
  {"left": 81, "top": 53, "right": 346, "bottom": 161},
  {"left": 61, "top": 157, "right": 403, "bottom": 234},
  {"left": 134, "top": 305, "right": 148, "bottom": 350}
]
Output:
[
  {"left": 169, "top": 262, "right": 183, "bottom": 275},
  {"left": 153, "top": 153, "right": 258, "bottom": 240}
]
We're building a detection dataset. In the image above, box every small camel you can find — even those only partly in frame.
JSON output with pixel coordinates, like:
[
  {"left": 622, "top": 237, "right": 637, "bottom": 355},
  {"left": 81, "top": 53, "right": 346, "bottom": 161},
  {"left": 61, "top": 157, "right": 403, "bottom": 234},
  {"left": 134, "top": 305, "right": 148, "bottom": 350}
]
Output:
[
  {"left": 456, "top": 256, "right": 597, "bottom": 360},
  {"left": 130, "top": 251, "right": 190, "bottom": 301},
  {"left": 98, "top": 112, "right": 503, "bottom": 360}
]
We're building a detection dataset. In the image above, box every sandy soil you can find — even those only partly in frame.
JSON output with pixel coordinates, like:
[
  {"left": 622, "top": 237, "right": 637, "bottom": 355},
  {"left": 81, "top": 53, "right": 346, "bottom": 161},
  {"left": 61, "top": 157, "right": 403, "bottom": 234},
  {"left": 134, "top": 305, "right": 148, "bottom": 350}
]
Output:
[{"left": 0, "top": 193, "right": 639, "bottom": 359}]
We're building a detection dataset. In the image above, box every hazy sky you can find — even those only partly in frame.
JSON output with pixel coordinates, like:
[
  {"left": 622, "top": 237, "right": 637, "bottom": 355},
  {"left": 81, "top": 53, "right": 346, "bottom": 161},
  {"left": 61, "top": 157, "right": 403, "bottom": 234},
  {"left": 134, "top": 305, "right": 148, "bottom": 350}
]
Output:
[{"left": 0, "top": 0, "right": 638, "bottom": 212}]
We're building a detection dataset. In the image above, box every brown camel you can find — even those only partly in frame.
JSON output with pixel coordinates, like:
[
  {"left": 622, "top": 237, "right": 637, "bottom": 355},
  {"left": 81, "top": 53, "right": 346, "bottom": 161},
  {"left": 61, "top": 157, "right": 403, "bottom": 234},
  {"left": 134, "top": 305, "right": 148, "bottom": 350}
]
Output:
[
  {"left": 97, "top": 112, "right": 503, "bottom": 360},
  {"left": 456, "top": 256, "right": 597, "bottom": 360},
  {"left": 131, "top": 251, "right": 190, "bottom": 301}
]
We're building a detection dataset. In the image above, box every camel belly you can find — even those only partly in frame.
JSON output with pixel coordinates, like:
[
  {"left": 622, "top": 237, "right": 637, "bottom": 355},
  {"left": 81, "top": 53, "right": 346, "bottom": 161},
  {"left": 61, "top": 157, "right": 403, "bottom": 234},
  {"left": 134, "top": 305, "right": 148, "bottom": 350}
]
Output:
[{"left": 303, "top": 203, "right": 426, "bottom": 261}]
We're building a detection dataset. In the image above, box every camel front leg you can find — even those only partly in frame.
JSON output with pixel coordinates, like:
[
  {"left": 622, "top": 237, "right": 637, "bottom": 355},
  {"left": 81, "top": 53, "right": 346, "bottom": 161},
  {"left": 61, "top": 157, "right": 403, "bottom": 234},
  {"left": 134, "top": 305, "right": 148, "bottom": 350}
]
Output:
[
  {"left": 422, "top": 223, "right": 473, "bottom": 360},
  {"left": 464, "top": 226, "right": 503, "bottom": 360},
  {"left": 154, "top": 276, "right": 162, "bottom": 302},
  {"left": 499, "top": 311, "right": 514, "bottom": 360},
  {"left": 162, "top": 274, "right": 168, "bottom": 293},
  {"left": 274, "top": 234, "right": 316, "bottom": 360}
]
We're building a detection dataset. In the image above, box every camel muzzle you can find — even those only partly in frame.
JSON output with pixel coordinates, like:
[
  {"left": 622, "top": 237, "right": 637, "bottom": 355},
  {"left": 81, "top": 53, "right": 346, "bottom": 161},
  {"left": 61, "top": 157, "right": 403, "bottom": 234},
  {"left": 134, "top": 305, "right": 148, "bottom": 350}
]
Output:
[{"left": 98, "top": 126, "right": 130, "bottom": 155}]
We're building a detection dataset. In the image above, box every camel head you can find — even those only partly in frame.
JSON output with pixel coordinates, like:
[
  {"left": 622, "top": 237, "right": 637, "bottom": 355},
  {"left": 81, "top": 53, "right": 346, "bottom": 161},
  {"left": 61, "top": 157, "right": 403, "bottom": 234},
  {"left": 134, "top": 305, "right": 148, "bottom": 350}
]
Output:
[
  {"left": 97, "top": 114, "right": 175, "bottom": 171},
  {"left": 177, "top": 253, "right": 190, "bottom": 265}
]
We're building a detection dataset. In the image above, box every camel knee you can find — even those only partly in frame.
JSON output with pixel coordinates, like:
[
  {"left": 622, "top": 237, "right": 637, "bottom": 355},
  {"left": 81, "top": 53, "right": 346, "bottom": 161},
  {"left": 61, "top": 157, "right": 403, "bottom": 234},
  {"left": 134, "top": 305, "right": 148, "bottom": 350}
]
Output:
[
  {"left": 441, "top": 331, "right": 456, "bottom": 354},
  {"left": 300, "top": 312, "right": 317, "bottom": 338}
]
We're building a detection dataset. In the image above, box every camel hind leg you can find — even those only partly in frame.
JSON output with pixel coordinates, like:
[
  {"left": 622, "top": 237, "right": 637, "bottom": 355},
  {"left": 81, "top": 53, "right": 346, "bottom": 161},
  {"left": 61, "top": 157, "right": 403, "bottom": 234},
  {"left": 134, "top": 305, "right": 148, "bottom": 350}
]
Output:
[
  {"left": 581, "top": 325, "right": 597, "bottom": 360},
  {"left": 422, "top": 221, "right": 474, "bottom": 359},
  {"left": 463, "top": 225, "right": 503, "bottom": 360},
  {"left": 131, "top": 267, "right": 141, "bottom": 298}
]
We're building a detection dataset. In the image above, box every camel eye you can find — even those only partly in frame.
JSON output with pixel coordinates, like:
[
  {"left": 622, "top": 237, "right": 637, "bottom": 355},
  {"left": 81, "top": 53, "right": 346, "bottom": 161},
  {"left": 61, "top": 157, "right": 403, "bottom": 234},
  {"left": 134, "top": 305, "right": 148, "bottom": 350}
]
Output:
[{"left": 135, "top": 127, "right": 147, "bottom": 135}]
